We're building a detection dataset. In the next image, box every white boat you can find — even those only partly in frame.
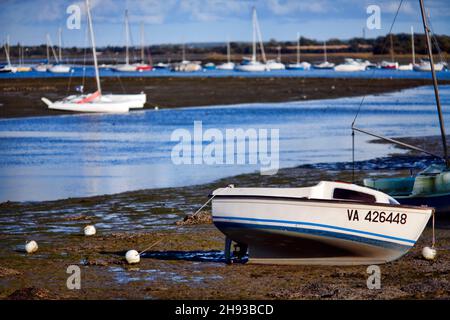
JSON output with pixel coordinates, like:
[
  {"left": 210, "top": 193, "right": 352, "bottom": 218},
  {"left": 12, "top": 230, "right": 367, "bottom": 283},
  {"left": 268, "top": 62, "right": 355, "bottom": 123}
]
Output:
[
  {"left": 48, "top": 29, "right": 71, "bottom": 73},
  {"left": 1, "top": 40, "right": 17, "bottom": 73},
  {"left": 235, "top": 7, "right": 268, "bottom": 72},
  {"left": 172, "top": 60, "right": 202, "bottom": 72},
  {"left": 235, "top": 59, "right": 267, "bottom": 72},
  {"left": 313, "top": 42, "right": 335, "bottom": 69},
  {"left": 399, "top": 26, "right": 415, "bottom": 71},
  {"left": 49, "top": 64, "right": 71, "bottom": 73},
  {"left": 212, "top": 181, "right": 432, "bottom": 265},
  {"left": 217, "top": 39, "right": 235, "bottom": 70},
  {"left": 266, "top": 60, "right": 285, "bottom": 70},
  {"left": 398, "top": 63, "right": 413, "bottom": 71},
  {"left": 413, "top": 60, "right": 445, "bottom": 72},
  {"left": 334, "top": 59, "right": 367, "bottom": 72},
  {"left": 286, "top": 62, "right": 311, "bottom": 70},
  {"left": 41, "top": 0, "right": 145, "bottom": 113},
  {"left": 266, "top": 46, "right": 285, "bottom": 70},
  {"left": 216, "top": 62, "right": 235, "bottom": 70},
  {"left": 113, "top": 10, "right": 138, "bottom": 73},
  {"left": 113, "top": 64, "right": 137, "bottom": 72},
  {"left": 286, "top": 33, "right": 310, "bottom": 70}
]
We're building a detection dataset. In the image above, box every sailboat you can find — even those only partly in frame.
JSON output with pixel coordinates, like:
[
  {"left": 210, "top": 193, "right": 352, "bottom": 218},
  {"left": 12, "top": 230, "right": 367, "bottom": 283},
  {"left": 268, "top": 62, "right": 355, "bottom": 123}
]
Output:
[
  {"left": 357, "top": 0, "right": 450, "bottom": 215},
  {"left": 334, "top": 58, "right": 367, "bottom": 72},
  {"left": 380, "top": 34, "right": 399, "bottom": 70},
  {"left": 42, "top": 0, "right": 146, "bottom": 113},
  {"left": 133, "top": 22, "right": 152, "bottom": 72},
  {"left": 235, "top": 7, "right": 268, "bottom": 72},
  {"left": 171, "top": 40, "right": 202, "bottom": 72},
  {"left": 398, "top": 26, "right": 415, "bottom": 71},
  {"left": 217, "top": 38, "right": 235, "bottom": 70},
  {"left": 313, "top": 41, "right": 335, "bottom": 69},
  {"left": 0, "top": 38, "right": 17, "bottom": 73},
  {"left": 49, "top": 28, "right": 72, "bottom": 73},
  {"left": 113, "top": 10, "right": 138, "bottom": 72},
  {"left": 212, "top": 182, "right": 432, "bottom": 265},
  {"left": 34, "top": 34, "right": 54, "bottom": 72},
  {"left": 266, "top": 46, "right": 285, "bottom": 70},
  {"left": 286, "top": 33, "right": 311, "bottom": 70}
]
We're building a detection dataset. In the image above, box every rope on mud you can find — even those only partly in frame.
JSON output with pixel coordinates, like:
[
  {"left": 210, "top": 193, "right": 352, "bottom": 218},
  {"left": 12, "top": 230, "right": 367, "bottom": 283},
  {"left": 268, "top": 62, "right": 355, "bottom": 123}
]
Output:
[
  {"left": 191, "top": 184, "right": 234, "bottom": 218},
  {"left": 139, "top": 238, "right": 164, "bottom": 256},
  {"left": 432, "top": 211, "right": 436, "bottom": 248}
]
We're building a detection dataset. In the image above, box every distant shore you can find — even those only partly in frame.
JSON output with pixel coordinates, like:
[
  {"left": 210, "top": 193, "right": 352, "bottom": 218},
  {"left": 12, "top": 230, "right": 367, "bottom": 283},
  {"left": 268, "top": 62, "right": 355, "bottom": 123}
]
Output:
[{"left": 1, "top": 77, "right": 448, "bottom": 119}]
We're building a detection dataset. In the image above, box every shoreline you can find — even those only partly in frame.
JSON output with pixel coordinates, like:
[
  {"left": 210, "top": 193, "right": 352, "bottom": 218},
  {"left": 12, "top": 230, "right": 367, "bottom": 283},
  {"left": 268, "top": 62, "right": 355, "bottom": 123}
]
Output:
[{"left": 1, "top": 77, "right": 448, "bottom": 119}]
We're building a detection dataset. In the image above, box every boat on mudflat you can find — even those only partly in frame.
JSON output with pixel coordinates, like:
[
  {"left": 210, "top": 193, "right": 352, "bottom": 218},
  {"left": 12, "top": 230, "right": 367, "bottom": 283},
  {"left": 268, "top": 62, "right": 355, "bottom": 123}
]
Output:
[{"left": 212, "top": 181, "right": 432, "bottom": 265}]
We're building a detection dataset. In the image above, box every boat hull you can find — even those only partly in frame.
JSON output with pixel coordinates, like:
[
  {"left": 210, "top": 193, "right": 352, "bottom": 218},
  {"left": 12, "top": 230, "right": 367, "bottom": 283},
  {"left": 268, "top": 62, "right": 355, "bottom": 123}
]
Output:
[
  {"left": 212, "top": 196, "right": 431, "bottom": 265},
  {"left": 49, "top": 65, "right": 71, "bottom": 73}
]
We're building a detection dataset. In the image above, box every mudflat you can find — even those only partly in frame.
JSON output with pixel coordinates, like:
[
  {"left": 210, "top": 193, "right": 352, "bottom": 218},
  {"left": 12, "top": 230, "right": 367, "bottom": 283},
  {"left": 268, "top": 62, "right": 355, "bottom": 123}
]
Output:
[{"left": 1, "top": 77, "right": 447, "bottom": 118}]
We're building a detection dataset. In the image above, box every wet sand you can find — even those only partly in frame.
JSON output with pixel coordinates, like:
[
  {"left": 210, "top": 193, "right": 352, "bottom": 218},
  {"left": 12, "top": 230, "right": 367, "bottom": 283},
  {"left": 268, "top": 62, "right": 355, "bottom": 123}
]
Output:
[
  {"left": 1, "top": 77, "right": 448, "bottom": 119},
  {"left": 1, "top": 135, "right": 450, "bottom": 300}
]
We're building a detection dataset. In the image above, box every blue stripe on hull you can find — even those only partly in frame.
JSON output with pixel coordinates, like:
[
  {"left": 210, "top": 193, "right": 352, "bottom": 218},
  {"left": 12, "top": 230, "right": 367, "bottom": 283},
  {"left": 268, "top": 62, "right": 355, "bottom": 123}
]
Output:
[
  {"left": 213, "top": 215, "right": 416, "bottom": 244},
  {"left": 214, "top": 221, "right": 413, "bottom": 252}
]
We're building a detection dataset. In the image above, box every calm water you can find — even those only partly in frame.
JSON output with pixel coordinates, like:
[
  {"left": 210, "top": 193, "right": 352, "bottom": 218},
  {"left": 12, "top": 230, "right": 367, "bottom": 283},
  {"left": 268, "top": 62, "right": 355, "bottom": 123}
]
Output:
[
  {"left": 0, "top": 66, "right": 449, "bottom": 80},
  {"left": 0, "top": 85, "right": 449, "bottom": 202}
]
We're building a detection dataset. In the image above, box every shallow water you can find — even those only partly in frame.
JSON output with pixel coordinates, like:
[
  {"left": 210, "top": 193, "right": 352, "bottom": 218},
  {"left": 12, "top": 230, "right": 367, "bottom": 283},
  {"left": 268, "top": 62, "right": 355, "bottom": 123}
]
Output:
[
  {"left": 0, "top": 85, "right": 449, "bottom": 202},
  {"left": 0, "top": 66, "right": 449, "bottom": 80}
]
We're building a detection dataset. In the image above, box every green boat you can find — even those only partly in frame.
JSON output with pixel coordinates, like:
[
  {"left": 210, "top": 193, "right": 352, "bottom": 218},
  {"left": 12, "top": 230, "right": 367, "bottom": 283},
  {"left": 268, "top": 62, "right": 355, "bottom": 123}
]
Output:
[{"left": 355, "top": 0, "right": 450, "bottom": 215}]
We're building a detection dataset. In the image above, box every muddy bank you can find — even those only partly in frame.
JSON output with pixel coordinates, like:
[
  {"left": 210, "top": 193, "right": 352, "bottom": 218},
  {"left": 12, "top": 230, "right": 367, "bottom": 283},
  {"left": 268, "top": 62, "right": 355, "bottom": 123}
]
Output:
[
  {"left": 1, "top": 134, "right": 450, "bottom": 299},
  {"left": 1, "top": 77, "right": 447, "bottom": 119}
]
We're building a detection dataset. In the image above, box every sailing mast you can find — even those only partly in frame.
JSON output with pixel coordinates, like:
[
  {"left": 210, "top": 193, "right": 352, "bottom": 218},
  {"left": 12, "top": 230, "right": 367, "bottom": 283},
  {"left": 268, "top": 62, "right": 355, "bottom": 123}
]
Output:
[
  {"left": 226, "top": 37, "right": 231, "bottom": 63},
  {"left": 58, "top": 28, "right": 63, "bottom": 62},
  {"left": 323, "top": 41, "right": 327, "bottom": 63},
  {"left": 419, "top": 0, "right": 449, "bottom": 166},
  {"left": 411, "top": 26, "right": 415, "bottom": 65},
  {"left": 254, "top": 8, "right": 266, "bottom": 63},
  {"left": 86, "top": 0, "right": 101, "bottom": 94},
  {"left": 252, "top": 7, "right": 256, "bottom": 62},
  {"left": 296, "top": 32, "right": 300, "bottom": 64},
  {"left": 124, "top": 9, "right": 130, "bottom": 65},
  {"left": 140, "top": 22, "right": 145, "bottom": 63},
  {"left": 46, "top": 35, "right": 50, "bottom": 64},
  {"left": 389, "top": 33, "right": 394, "bottom": 62}
]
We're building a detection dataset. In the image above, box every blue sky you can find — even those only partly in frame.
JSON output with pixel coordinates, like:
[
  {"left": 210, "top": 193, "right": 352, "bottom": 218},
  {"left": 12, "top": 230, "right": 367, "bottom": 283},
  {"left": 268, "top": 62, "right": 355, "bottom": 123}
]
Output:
[{"left": 1, "top": 0, "right": 449, "bottom": 47}]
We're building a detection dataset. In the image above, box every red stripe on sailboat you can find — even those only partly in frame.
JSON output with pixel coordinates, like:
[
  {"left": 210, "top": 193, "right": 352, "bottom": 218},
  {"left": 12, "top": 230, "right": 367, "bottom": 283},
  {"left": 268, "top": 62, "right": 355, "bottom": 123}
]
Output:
[{"left": 77, "top": 91, "right": 101, "bottom": 104}]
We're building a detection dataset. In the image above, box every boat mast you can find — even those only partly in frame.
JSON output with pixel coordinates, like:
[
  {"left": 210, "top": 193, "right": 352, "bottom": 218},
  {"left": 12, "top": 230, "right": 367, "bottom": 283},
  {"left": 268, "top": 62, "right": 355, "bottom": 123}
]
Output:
[
  {"left": 389, "top": 33, "right": 394, "bottom": 62},
  {"left": 125, "top": 10, "right": 129, "bottom": 65},
  {"left": 252, "top": 7, "right": 256, "bottom": 62},
  {"left": 140, "top": 22, "right": 145, "bottom": 63},
  {"left": 86, "top": 0, "right": 102, "bottom": 94},
  {"left": 226, "top": 37, "right": 231, "bottom": 63},
  {"left": 254, "top": 8, "right": 266, "bottom": 63},
  {"left": 4, "top": 40, "right": 11, "bottom": 67},
  {"left": 419, "top": 0, "right": 449, "bottom": 167},
  {"left": 411, "top": 26, "right": 415, "bottom": 65},
  {"left": 324, "top": 41, "right": 327, "bottom": 63},
  {"left": 46, "top": 35, "right": 50, "bottom": 64},
  {"left": 58, "top": 28, "right": 63, "bottom": 62},
  {"left": 296, "top": 32, "right": 300, "bottom": 64}
]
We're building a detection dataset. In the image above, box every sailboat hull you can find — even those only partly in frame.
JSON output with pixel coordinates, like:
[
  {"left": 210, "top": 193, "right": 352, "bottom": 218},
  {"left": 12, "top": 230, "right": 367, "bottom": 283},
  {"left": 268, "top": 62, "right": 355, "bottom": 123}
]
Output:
[{"left": 212, "top": 191, "right": 432, "bottom": 265}]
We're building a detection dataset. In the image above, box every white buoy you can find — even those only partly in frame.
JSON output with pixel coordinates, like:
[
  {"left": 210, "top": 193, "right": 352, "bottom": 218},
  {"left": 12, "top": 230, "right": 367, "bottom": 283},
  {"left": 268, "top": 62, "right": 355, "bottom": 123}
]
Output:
[
  {"left": 154, "top": 106, "right": 159, "bottom": 111},
  {"left": 125, "top": 250, "right": 140, "bottom": 264},
  {"left": 25, "top": 240, "right": 38, "bottom": 254},
  {"left": 84, "top": 225, "right": 96, "bottom": 236},
  {"left": 422, "top": 246, "right": 437, "bottom": 260}
]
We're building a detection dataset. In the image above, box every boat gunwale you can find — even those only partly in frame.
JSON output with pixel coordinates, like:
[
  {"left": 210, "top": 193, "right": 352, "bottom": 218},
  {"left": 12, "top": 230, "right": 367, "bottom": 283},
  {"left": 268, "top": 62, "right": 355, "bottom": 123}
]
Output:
[{"left": 209, "top": 194, "right": 434, "bottom": 213}]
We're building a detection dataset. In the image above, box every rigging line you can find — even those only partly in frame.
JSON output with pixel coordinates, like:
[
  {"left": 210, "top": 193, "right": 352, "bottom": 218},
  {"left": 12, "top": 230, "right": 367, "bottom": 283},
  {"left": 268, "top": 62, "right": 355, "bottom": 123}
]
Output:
[{"left": 351, "top": 0, "right": 404, "bottom": 127}]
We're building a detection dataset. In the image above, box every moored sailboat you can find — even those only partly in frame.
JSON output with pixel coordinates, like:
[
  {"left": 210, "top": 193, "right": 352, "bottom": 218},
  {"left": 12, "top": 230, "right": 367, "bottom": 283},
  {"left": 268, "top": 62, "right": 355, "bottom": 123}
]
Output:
[
  {"left": 42, "top": 0, "right": 145, "bottom": 113},
  {"left": 235, "top": 7, "right": 268, "bottom": 72},
  {"left": 212, "top": 181, "right": 432, "bottom": 265},
  {"left": 286, "top": 33, "right": 311, "bottom": 70}
]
